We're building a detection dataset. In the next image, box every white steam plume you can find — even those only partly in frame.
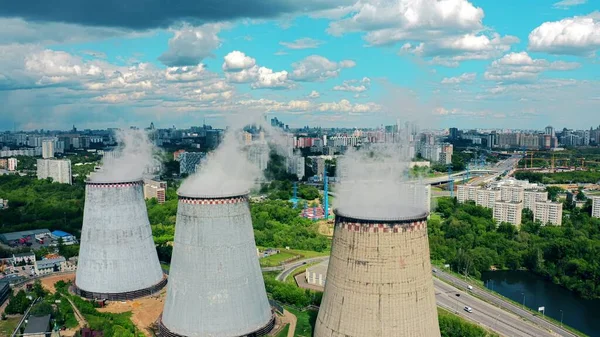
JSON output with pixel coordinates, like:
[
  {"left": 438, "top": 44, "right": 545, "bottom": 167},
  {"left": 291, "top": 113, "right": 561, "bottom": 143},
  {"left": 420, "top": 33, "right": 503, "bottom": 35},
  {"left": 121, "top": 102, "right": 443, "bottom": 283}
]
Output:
[
  {"left": 90, "top": 129, "right": 158, "bottom": 183},
  {"left": 335, "top": 143, "right": 428, "bottom": 219}
]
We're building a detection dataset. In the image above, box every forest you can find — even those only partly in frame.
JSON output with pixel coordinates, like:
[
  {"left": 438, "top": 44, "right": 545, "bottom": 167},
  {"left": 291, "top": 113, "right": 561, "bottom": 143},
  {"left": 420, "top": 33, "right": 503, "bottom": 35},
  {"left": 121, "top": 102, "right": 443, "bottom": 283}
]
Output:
[
  {"left": 514, "top": 170, "right": 600, "bottom": 184},
  {"left": 431, "top": 197, "right": 600, "bottom": 299}
]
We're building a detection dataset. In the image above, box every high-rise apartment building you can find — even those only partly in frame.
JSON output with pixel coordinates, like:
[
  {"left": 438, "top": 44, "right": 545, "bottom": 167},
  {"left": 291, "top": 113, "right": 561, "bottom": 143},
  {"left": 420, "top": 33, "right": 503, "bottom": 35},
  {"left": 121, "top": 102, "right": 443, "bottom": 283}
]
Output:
[
  {"left": 523, "top": 190, "right": 548, "bottom": 210},
  {"left": 493, "top": 201, "right": 523, "bottom": 226},
  {"left": 457, "top": 185, "right": 479, "bottom": 203},
  {"left": 143, "top": 179, "right": 167, "bottom": 204},
  {"left": 246, "top": 144, "right": 270, "bottom": 172},
  {"left": 7, "top": 158, "right": 18, "bottom": 171},
  {"left": 42, "top": 140, "right": 54, "bottom": 159},
  {"left": 534, "top": 201, "right": 563, "bottom": 225},
  {"left": 36, "top": 159, "right": 72, "bottom": 184},
  {"left": 591, "top": 197, "right": 600, "bottom": 218},
  {"left": 476, "top": 189, "right": 501, "bottom": 209},
  {"left": 178, "top": 152, "right": 205, "bottom": 175},
  {"left": 501, "top": 185, "right": 524, "bottom": 203}
]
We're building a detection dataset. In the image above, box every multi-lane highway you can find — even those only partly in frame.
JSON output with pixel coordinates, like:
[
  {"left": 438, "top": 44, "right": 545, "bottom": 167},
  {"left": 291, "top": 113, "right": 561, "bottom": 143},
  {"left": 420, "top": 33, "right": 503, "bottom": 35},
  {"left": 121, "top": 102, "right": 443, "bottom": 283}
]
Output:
[{"left": 273, "top": 258, "right": 576, "bottom": 337}]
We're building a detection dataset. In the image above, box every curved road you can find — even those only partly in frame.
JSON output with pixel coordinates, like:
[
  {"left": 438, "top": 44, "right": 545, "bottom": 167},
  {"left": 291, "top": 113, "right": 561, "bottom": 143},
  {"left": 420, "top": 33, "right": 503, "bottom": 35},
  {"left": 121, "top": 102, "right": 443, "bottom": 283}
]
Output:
[{"left": 275, "top": 257, "right": 576, "bottom": 337}]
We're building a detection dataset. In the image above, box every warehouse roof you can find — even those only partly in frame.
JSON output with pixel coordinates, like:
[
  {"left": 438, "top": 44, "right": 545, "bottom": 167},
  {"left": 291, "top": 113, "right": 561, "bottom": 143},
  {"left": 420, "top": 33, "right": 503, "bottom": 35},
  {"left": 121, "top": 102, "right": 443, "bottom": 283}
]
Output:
[
  {"left": 23, "top": 314, "right": 51, "bottom": 334},
  {"left": 51, "top": 230, "right": 73, "bottom": 237},
  {"left": 0, "top": 229, "right": 50, "bottom": 242}
]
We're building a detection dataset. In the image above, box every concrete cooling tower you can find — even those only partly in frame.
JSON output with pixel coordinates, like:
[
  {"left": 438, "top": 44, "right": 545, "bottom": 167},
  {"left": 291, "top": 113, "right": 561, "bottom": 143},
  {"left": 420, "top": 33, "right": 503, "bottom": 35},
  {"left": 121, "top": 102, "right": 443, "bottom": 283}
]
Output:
[
  {"left": 74, "top": 179, "right": 166, "bottom": 300},
  {"left": 159, "top": 192, "right": 275, "bottom": 337},
  {"left": 314, "top": 207, "right": 440, "bottom": 337}
]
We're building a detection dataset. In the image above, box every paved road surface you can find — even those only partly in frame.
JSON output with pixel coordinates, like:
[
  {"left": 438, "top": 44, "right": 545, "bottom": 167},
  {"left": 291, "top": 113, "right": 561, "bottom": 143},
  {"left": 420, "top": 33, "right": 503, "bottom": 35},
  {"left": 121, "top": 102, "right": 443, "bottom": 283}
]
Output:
[
  {"left": 435, "top": 269, "right": 577, "bottom": 337},
  {"left": 277, "top": 257, "right": 573, "bottom": 337}
]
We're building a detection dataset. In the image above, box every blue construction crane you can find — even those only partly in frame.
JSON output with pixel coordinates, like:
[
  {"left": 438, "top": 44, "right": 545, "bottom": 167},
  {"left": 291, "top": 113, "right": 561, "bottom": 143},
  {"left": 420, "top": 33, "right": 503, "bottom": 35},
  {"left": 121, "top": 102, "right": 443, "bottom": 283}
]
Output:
[
  {"left": 303, "top": 201, "right": 308, "bottom": 218},
  {"left": 323, "top": 169, "right": 329, "bottom": 220},
  {"left": 291, "top": 182, "right": 298, "bottom": 208},
  {"left": 448, "top": 165, "right": 455, "bottom": 198}
]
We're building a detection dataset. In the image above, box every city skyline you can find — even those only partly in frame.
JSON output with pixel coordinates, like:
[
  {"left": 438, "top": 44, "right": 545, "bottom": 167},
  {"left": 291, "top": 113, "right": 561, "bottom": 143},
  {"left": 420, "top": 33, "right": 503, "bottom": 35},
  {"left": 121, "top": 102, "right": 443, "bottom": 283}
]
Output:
[{"left": 0, "top": 0, "right": 599, "bottom": 130}]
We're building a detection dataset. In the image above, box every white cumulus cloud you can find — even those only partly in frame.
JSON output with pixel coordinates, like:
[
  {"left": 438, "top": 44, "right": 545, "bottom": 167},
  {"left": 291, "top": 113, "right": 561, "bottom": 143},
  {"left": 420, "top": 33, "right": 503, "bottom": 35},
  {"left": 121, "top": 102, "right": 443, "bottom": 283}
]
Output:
[
  {"left": 528, "top": 13, "right": 600, "bottom": 55},
  {"left": 158, "top": 23, "right": 225, "bottom": 66},
  {"left": 441, "top": 72, "right": 476, "bottom": 84},
  {"left": 222, "top": 50, "right": 256, "bottom": 71},
  {"left": 280, "top": 38, "right": 325, "bottom": 49},
  {"left": 484, "top": 51, "right": 580, "bottom": 82},
  {"left": 289, "top": 55, "right": 356, "bottom": 82}
]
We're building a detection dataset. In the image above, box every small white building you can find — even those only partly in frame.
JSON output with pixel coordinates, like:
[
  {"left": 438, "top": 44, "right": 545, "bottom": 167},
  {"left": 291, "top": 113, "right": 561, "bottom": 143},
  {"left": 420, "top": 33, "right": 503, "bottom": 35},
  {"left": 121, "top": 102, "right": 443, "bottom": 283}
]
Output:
[
  {"left": 306, "top": 260, "right": 329, "bottom": 287},
  {"left": 34, "top": 257, "right": 71, "bottom": 275},
  {"left": 12, "top": 252, "right": 35, "bottom": 265}
]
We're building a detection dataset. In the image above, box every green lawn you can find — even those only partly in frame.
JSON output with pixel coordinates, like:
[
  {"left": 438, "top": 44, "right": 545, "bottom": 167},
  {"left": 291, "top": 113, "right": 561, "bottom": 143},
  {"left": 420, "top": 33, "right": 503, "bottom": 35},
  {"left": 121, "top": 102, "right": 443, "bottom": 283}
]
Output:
[
  {"left": 276, "top": 323, "right": 290, "bottom": 337},
  {"left": 161, "top": 263, "right": 170, "bottom": 272},
  {"left": 259, "top": 252, "right": 298, "bottom": 267},
  {"left": 285, "top": 307, "right": 318, "bottom": 337},
  {"left": 0, "top": 316, "right": 22, "bottom": 336}
]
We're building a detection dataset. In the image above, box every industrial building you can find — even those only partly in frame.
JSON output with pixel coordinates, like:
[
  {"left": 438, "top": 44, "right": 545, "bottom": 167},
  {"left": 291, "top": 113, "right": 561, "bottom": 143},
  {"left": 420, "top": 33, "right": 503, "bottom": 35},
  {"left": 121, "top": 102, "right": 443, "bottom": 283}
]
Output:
[
  {"left": 160, "top": 191, "right": 275, "bottom": 337},
  {"left": 74, "top": 179, "right": 166, "bottom": 300},
  {"left": 23, "top": 314, "right": 51, "bottom": 337},
  {"left": 592, "top": 196, "right": 600, "bottom": 219},
  {"left": 37, "top": 159, "right": 72, "bottom": 184},
  {"left": 315, "top": 205, "right": 440, "bottom": 337},
  {"left": 534, "top": 201, "right": 563, "bottom": 226},
  {"left": 493, "top": 201, "right": 523, "bottom": 226},
  {"left": 51, "top": 230, "right": 77, "bottom": 245},
  {"left": 0, "top": 229, "right": 51, "bottom": 246},
  {"left": 35, "top": 256, "right": 76, "bottom": 275}
]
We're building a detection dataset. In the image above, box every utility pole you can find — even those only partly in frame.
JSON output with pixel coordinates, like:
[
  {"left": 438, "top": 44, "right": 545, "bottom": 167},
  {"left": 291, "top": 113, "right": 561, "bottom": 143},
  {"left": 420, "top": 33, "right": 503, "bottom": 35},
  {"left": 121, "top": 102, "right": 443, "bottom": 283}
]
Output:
[
  {"left": 521, "top": 292, "right": 526, "bottom": 310},
  {"left": 560, "top": 310, "right": 563, "bottom": 327}
]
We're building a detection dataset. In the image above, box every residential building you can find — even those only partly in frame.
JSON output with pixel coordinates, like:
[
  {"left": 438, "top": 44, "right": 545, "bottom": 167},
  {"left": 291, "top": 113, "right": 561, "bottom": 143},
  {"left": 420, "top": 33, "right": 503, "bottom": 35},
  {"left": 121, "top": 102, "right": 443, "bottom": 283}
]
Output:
[
  {"left": 493, "top": 201, "right": 523, "bottom": 226},
  {"left": 8, "top": 157, "right": 17, "bottom": 171},
  {"left": 37, "top": 159, "right": 72, "bottom": 184},
  {"left": 523, "top": 190, "right": 548, "bottom": 210},
  {"left": 457, "top": 185, "right": 479, "bottom": 203},
  {"left": 534, "top": 201, "right": 563, "bottom": 226},
  {"left": 500, "top": 185, "right": 524, "bottom": 203},
  {"left": 34, "top": 256, "right": 73, "bottom": 275},
  {"left": 144, "top": 179, "right": 167, "bottom": 204},
  {"left": 42, "top": 140, "right": 54, "bottom": 158},
  {"left": 0, "top": 158, "right": 6, "bottom": 169},
  {"left": 246, "top": 144, "right": 269, "bottom": 172},
  {"left": 591, "top": 197, "right": 600, "bottom": 218},
  {"left": 179, "top": 152, "right": 205, "bottom": 175},
  {"left": 306, "top": 260, "right": 328, "bottom": 287},
  {"left": 286, "top": 155, "right": 305, "bottom": 180},
  {"left": 476, "top": 189, "right": 501, "bottom": 209}
]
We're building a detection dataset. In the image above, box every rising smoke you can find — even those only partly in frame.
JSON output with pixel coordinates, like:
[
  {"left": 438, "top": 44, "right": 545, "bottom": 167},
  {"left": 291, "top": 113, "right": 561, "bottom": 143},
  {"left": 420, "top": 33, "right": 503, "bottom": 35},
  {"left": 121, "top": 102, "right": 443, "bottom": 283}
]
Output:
[
  {"left": 90, "top": 129, "right": 159, "bottom": 183},
  {"left": 335, "top": 143, "right": 428, "bottom": 219},
  {"left": 178, "top": 115, "right": 296, "bottom": 198}
]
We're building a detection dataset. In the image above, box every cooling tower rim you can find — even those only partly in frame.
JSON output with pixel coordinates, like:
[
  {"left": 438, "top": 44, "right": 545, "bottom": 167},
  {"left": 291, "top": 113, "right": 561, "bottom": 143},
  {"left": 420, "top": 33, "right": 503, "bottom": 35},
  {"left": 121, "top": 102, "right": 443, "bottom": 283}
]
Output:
[
  {"left": 86, "top": 178, "right": 143, "bottom": 185},
  {"left": 177, "top": 190, "right": 250, "bottom": 199},
  {"left": 334, "top": 207, "right": 429, "bottom": 223}
]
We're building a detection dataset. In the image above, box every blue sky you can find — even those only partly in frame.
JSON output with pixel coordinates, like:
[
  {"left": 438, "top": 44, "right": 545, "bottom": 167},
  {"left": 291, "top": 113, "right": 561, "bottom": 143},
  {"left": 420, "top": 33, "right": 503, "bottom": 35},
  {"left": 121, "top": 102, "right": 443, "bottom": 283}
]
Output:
[{"left": 0, "top": 0, "right": 599, "bottom": 131}]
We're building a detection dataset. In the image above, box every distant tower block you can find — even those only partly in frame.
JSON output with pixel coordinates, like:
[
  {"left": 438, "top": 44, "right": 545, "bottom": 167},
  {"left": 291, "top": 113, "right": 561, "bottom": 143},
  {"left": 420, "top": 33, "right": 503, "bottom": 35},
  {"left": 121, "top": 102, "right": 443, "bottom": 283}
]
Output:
[
  {"left": 159, "top": 192, "right": 275, "bottom": 337},
  {"left": 74, "top": 180, "right": 166, "bottom": 300},
  {"left": 315, "top": 209, "right": 440, "bottom": 337}
]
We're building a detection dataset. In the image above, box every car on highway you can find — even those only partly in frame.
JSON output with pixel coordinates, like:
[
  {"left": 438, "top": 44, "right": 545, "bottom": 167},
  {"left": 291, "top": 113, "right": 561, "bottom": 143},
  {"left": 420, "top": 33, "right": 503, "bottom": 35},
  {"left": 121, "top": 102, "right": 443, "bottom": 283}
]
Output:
[{"left": 464, "top": 306, "right": 473, "bottom": 313}]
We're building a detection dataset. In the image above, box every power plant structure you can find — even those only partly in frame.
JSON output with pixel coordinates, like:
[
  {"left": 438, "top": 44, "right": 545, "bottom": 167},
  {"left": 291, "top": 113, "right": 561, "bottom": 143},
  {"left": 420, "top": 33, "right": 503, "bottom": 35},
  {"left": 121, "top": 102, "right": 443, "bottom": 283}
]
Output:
[
  {"left": 314, "top": 184, "right": 440, "bottom": 337},
  {"left": 159, "top": 191, "right": 275, "bottom": 337},
  {"left": 74, "top": 179, "right": 167, "bottom": 300}
]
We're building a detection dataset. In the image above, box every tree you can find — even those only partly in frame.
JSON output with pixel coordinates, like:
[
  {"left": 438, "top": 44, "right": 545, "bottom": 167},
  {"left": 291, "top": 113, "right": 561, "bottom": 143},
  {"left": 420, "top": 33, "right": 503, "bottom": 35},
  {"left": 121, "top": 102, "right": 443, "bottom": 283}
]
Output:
[
  {"left": 29, "top": 302, "right": 53, "bottom": 317},
  {"left": 5, "top": 290, "right": 31, "bottom": 315},
  {"left": 32, "top": 280, "right": 47, "bottom": 298}
]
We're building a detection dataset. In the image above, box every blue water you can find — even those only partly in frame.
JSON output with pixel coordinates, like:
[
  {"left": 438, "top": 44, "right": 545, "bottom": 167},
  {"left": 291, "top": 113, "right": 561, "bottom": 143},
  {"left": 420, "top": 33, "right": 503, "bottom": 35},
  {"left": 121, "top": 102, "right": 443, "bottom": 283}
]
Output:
[{"left": 482, "top": 271, "right": 600, "bottom": 337}]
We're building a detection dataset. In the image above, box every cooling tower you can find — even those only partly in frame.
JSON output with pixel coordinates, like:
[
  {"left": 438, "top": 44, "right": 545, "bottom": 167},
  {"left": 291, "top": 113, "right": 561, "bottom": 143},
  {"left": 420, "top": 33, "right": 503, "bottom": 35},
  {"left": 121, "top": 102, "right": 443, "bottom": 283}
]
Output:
[
  {"left": 159, "top": 192, "right": 275, "bottom": 337},
  {"left": 315, "top": 208, "right": 440, "bottom": 337},
  {"left": 74, "top": 179, "right": 166, "bottom": 300}
]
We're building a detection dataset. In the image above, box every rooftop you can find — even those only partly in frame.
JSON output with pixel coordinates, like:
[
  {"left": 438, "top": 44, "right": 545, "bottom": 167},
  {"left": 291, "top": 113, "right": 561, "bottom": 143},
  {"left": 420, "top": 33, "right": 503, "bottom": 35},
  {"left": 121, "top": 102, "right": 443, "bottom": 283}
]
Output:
[
  {"left": 23, "top": 314, "right": 51, "bottom": 334},
  {"left": 51, "top": 230, "right": 73, "bottom": 237},
  {"left": 36, "top": 257, "right": 66, "bottom": 269},
  {"left": 0, "top": 229, "right": 50, "bottom": 241}
]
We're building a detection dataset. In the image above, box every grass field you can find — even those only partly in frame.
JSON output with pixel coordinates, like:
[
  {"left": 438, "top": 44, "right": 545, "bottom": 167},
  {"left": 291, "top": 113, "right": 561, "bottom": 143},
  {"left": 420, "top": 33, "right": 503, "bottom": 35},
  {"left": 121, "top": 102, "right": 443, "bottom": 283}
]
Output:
[
  {"left": 276, "top": 324, "right": 290, "bottom": 337},
  {"left": 285, "top": 307, "right": 318, "bottom": 337},
  {"left": 0, "top": 316, "right": 22, "bottom": 336},
  {"left": 259, "top": 252, "right": 298, "bottom": 267}
]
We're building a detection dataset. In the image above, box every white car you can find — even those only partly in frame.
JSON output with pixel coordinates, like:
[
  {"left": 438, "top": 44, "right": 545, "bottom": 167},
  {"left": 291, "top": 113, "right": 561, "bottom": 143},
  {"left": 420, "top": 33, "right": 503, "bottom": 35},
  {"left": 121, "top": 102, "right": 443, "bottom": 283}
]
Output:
[{"left": 464, "top": 306, "right": 473, "bottom": 313}]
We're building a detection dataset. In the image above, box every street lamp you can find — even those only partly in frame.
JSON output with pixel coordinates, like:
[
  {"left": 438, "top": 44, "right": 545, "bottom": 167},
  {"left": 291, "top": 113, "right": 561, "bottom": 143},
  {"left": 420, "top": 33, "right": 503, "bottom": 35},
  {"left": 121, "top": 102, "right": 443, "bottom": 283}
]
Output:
[
  {"left": 521, "top": 292, "right": 526, "bottom": 310},
  {"left": 560, "top": 310, "right": 564, "bottom": 327}
]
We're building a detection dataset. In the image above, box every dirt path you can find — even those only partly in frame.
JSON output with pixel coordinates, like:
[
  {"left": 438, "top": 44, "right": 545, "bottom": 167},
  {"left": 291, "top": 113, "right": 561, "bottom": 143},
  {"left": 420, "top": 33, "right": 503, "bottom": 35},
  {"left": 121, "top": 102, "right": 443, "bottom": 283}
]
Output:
[
  {"left": 65, "top": 296, "right": 87, "bottom": 328},
  {"left": 283, "top": 309, "right": 297, "bottom": 337}
]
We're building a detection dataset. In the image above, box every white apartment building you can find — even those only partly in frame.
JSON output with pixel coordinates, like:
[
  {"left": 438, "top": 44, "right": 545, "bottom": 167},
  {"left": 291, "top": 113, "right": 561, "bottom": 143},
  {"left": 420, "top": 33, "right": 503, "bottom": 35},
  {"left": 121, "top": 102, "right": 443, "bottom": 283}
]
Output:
[
  {"left": 36, "top": 159, "right": 72, "bottom": 185},
  {"left": 523, "top": 190, "right": 548, "bottom": 210},
  {"left": 143, "top": 179, "right": 167, "bottom": 204},
  {"left": 476, "top": 189, "right": 501, "bottom": 209},
  {"left": 42, "top": 140, "right": 54, "bottom": 159},
  {"left": 501, "top": 185, "right": 524, "bottom": 203},
  {"left": 7, "top": 158, "right": 17, "bottom": 171},
  {"left": 493, "top": 201, "right": 523, "bottom": 226},
  {"left": 534, "top": 201, "right": 563, "bottom": 226},
  {"left": 591, "top": 197, "right": 600, "bottom": 218},
  {"left": 457, "top": 185, "right": 479, "bottom": 203}
]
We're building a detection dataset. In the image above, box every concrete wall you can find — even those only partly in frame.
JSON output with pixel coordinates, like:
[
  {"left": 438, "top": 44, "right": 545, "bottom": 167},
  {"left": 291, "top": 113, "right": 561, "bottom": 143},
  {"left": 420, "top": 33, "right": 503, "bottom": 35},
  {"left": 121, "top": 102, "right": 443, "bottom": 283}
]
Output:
[
  {"left": 161, "top": 196, "right": 272, "bottom": 337},
  {"left": 315, "top": 216, "right": 440, "bottom": 337},
  {"left": 76, "top": 181, "right": 164, "bottom": 294}
]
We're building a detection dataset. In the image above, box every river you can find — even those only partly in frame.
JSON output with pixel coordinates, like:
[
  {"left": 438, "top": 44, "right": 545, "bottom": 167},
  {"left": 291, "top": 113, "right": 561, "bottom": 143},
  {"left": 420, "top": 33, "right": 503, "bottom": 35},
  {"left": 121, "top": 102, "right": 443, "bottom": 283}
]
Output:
[{"left": 482, "top": 271, "right": 600, "bottom": 337}]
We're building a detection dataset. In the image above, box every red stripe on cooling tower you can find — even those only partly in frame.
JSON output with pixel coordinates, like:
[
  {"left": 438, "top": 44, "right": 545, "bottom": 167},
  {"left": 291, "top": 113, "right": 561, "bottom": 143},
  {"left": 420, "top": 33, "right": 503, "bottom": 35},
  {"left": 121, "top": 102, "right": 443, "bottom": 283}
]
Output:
[
  {"left": 337, "top": 220, "right": 427, "bottom": 233},
  {"left": 88, "top": 181, "right": 142, "bottom": 188},
  {"left": 179, "top": 197, "right": 247, "bottom": 205}
]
